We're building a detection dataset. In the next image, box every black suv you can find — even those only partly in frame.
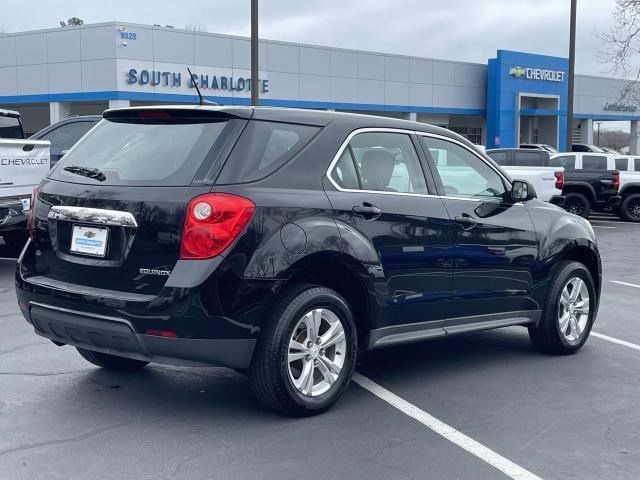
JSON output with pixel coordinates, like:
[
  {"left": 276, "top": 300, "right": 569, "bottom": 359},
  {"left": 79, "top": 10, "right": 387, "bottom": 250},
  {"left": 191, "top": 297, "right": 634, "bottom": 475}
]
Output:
[{"left": 16, "top": 106, "right": 601, "bottom": 416}]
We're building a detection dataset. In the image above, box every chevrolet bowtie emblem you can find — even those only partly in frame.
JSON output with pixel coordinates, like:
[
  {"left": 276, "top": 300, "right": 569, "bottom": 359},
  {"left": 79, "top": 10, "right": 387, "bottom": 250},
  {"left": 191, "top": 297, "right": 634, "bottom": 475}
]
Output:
[
  {"left": 509, "top": 66, "right": 526, "bottom": 78},
  {"left": 83, "top": 231, "right": 96, "bottom": 238}
]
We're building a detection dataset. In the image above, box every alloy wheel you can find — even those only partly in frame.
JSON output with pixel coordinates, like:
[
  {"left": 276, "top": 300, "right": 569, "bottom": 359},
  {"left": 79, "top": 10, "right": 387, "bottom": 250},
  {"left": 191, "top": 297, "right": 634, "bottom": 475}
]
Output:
[
  {"left": 566, "top": 199, "right": 585, "bottom": 216},
  {"left": 557, "top": 277, "right": 590, "bottom": 343},
  {"left": 287, "top": 308, "right": 347, "bottom": 397},
  {"left": 628, "top": 198, "right": 640, "bottom": 220}
]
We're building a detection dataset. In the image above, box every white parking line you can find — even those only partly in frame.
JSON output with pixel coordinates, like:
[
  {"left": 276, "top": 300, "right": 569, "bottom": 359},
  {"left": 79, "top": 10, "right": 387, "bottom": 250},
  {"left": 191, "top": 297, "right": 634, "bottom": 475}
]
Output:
[
  {"left": 592, "top": 226, "right": 616, "bottom": 229},
  {"left": 591, "top": 332, "right": 640, "bottom": 352},
  {"left": 352, "top": 373, "right": 543, "bottom": 480},
  {"left": 610, "top": 280, "right": 640, "bottom": 289}
]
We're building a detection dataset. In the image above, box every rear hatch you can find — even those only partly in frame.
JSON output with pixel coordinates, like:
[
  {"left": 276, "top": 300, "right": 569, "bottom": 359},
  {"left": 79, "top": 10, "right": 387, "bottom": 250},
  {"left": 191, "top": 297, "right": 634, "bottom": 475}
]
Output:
[{"left": 28, "top": 107, "right": 249, "bottom": 296}]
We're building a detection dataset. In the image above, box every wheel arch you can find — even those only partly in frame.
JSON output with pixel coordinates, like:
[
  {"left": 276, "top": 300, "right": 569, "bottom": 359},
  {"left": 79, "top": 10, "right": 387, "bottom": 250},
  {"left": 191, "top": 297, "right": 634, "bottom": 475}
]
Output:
[
  {"left": 563, "top": 184, "right": 596, "bottom": 203},
  {"left": 559, "top": 242, "right": 601, "bottom": 301}
]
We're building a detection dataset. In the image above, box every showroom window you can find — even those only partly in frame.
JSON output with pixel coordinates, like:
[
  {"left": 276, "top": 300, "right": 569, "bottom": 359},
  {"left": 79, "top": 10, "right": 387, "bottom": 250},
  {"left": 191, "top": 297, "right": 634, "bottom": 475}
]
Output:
[{"left": 449, "top": 126, "right": 483, "bottom": 145}]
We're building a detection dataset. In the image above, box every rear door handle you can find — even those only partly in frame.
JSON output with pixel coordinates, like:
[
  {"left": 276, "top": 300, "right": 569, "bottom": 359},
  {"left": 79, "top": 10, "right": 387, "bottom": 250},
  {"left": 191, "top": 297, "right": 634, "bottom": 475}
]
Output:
[
  {"left": 454, "top": 214, "right": 477, "bottom": 230},
  {"left": 353, "top": 204, "right": 382, "bottom": 220}
]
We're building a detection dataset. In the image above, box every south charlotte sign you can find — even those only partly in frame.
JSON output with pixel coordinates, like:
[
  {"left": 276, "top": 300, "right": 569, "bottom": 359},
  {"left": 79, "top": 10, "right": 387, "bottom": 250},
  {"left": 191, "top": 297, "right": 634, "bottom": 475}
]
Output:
[{"left": 126, "top": 68, "right": 270, "bottom": 93}]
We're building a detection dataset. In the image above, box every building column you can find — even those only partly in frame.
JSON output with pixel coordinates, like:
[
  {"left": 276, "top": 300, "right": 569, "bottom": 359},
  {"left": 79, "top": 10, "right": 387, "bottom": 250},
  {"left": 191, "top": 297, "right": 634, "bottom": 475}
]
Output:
[
  {"left": 49, "top": 102, "right": 71, "bottom": 124},
  {"left": 407, "top": 112, "right": 417, "bottom": 122},
  {"left": 631, "top": 120, "right": 640, "bottom": 155},
  {"left": 109, "top": 99, "right": 131, "bottom": 109},
  {"left": 580, "top": 118, "right": 593, "bottom": 144}
]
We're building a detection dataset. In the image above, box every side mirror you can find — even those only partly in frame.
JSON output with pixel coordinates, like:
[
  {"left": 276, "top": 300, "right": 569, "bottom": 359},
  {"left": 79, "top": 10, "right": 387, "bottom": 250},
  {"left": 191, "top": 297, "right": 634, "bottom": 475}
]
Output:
[{"left": 511, "top": 180, "right": 537, "bottom": 202}]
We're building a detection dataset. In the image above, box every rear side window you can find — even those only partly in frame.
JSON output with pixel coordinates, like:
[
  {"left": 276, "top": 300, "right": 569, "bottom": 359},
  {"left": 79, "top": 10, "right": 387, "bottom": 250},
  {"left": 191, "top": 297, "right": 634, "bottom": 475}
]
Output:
[
  {"left": 216, "top": 121, "right": 319, "bottom": 184},
  {"left": 615, "top": 158, "right": 629, "bottom": 171},
  {"left": 513, "top": 151, "right": 544, "bottom": 166},
  {"left": 487, "top": 151, "right": 508, "bottom": 165},
  {"left": 549, "top": 155, "right": 575, "bottom": 171},
  {"left": 582, "top": 155, "right": 607, "bottom": 170}
]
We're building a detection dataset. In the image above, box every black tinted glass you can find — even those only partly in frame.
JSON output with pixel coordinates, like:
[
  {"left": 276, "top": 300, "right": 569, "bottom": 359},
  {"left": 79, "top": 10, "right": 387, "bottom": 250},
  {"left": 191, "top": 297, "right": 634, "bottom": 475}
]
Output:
[
  {"left": 0, "top": 116, "right": 23, "bottom": 139},
  {"left": 50, "top": 114, "right": 234, "bottom": 186},
  {"left": 549, "top": 156, "right": 575, "bottom": 171},
  {"left": 513, "top": 152, "right": 543, "bottom": 166},
  {"left": 582, "top": 155, "right": 607, "bottom": 170},
  {"left": 615, "top": 158, "right": 629, "bottom": 171},
  {"left": 217, "top": 121, "right": 319, "bottom": 184},
  {"left": 487, "top": 151, "right": 508, "bottom": 165}
]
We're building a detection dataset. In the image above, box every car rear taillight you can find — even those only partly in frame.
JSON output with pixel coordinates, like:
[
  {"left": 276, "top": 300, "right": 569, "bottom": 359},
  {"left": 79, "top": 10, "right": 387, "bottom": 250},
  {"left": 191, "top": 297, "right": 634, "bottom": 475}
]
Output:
[
  {"left": 179, "top": 193, "right": 255, "bottom": 260},
  {"left": 554, "top": 171, "right": 564, "bottom": 190},
  {"left": 613, "top": 173, "right": 620, "bottom": 191},
  {"left": 27, "top": 185, "right": 39, "bottom": 240}
]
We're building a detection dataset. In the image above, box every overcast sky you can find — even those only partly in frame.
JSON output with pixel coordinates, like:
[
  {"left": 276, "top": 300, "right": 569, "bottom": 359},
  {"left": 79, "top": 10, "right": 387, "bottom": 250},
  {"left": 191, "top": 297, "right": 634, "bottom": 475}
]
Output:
[{"left": 0, "top": 0, "right": 624, "bottom": 77}]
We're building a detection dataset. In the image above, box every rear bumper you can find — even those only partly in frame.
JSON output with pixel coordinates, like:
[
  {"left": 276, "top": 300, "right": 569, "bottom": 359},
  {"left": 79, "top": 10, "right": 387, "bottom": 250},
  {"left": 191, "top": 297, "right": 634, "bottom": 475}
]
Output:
[
  {"left": 608, "top": 195, "right": 622, "bottom": 207},
  {"left": 0, "top": 198, "right": 27, "bottom": 232},
  {"left": 21, "top": 301, "right": 256, "bottom": 369}
]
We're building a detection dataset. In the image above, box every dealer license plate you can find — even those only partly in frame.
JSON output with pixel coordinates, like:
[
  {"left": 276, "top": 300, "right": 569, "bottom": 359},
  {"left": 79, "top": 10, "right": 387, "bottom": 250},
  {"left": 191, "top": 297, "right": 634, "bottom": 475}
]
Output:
[{"left": 70, "top": 225, "right": 108, "bottom": 257}]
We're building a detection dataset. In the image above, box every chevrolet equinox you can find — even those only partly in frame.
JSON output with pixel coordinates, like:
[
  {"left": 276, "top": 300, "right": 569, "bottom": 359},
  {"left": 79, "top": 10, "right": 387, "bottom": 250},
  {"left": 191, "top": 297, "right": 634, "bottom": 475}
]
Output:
[{"left": 16, "top": 106, "right": 601, "bottom": 416}]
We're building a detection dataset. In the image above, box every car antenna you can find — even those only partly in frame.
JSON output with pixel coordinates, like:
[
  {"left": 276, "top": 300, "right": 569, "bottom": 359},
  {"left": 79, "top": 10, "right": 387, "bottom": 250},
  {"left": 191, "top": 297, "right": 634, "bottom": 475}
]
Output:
[{"left": 187, "top": 67, "right": 218, "bottom": 106}]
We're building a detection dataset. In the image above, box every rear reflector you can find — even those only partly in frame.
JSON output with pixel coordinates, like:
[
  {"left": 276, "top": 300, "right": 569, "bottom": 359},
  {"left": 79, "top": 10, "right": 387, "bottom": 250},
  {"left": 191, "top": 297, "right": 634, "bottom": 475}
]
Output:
[
  {"left": 613, "top": 173, "right": 620, "bottom": 191},
  {"left": 180, "top": 193, "right": 255, "bottom": 260},
  {"left": 27, "top": 185, "right": 39, "bottom": 241},
  {"left": 145, "top": 329, "right": 177, "bottom": 338},
  {"left": 554, "top": 171, "right": 564, "bottom": 190}
]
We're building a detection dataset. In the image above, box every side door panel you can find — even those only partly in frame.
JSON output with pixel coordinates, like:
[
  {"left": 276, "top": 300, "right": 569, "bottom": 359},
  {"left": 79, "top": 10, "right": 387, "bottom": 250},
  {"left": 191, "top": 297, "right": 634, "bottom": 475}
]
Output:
[
  {"left": 324, "top": 130, "right": 454, "bottom": 336},
  {"left": 418, "top": 134, "right": 540, "bottom": 323}
]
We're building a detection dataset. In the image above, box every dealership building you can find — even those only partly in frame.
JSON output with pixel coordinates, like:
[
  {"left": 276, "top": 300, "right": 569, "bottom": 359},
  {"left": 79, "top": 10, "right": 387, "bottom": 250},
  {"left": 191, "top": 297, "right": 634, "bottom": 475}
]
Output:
[{"left": 1, "top": 21, "right": 639, "bottom": 152}]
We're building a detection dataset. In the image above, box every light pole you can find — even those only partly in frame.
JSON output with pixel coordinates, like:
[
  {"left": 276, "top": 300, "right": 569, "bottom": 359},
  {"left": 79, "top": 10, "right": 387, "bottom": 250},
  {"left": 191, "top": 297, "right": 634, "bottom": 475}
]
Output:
[
  {"left": 565, "top": 0, "right": 577, "bottom": 152},
  {"left": 250, "top": 0, "right": 259, "bottom": 106}
]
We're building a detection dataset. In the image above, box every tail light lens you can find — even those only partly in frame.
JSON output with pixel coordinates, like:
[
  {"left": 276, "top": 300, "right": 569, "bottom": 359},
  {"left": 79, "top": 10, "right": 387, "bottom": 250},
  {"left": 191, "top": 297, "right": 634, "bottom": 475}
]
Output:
[
  {"left": 27, "top": 185, "right": 39, "bottom": 240},
  {"left": 179, "top": 193, "right": 255, "bottom": 260},
  {"left": 613, "top": 173, "right": 620, "bottom": 191},
  {"left": 554, "top": 171, "right": 564, "bottom": 190}
]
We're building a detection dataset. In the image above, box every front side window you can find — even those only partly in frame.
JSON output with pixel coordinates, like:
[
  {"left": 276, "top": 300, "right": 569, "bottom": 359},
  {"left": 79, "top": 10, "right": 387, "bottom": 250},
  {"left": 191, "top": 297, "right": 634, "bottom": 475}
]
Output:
[
  {"left": 582, "top": 155, "right": 607, "bottom": 170},
  {"left": 549, "top": 155, "right": 575, "bottom": 171},
  {"left": 421, "top": 136, "right": 506, "bottom": 199},
  {"left": 330, "top": 132, "right": 428, "bottom": 194}
]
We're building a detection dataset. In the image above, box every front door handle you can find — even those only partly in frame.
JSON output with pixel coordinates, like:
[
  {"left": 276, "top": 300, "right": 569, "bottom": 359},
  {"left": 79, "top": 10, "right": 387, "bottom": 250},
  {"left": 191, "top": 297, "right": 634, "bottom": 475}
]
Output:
[
  {"left": 454, "top": 214, "right": 477, "bottom": 230},
  {"left": 353, "top": 203, "right": 382, "bottom": 220}
]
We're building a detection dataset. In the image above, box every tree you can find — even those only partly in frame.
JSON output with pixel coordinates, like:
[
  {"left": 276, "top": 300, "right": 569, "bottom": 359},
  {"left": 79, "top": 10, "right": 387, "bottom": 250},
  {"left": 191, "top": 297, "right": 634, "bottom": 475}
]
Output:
[
  {"left": 598, "top": 129, "right": 630, "bottom": 151},
  {"left": 59, "top": 17, "right": 84, "bottom": 27}
]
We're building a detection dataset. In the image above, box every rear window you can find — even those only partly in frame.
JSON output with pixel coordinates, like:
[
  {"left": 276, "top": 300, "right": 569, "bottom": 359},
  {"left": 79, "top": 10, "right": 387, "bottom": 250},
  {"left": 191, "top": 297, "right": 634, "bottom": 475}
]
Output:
[
  {"left": 216, "top": 120, "right": 319, "bottom": 184},
  {"left": 0, "top": 115, "right": 23, "bottom": 139},
  {"left": 487, "top": 151, "right": 508, "bottom": 165},
  {"left": 49, "top": 112, "right": 239, "bottom": 186},
  {"left": 513, "top": 151, "right": 544, "bottom": 166},
  {"left": 635, "top": 159, "right": 640, "bottom": 172},
  {"left": 582, "top": 155, "right": 607, "bottom": 170},
  {"left": 549, "top": 155, "right": 575, "bottom": 171}
]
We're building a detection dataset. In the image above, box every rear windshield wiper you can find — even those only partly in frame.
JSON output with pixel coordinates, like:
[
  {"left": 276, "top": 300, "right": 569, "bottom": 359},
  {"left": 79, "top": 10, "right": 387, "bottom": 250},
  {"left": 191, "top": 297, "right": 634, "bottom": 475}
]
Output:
[{"left": 63, "top": 165, "right": 106, "bottom": 182}]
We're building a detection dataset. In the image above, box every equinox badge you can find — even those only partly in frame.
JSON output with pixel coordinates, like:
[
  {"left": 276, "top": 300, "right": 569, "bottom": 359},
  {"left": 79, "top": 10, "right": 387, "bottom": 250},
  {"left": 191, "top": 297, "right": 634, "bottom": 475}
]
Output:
[{"left": 139, "top": 268, "right": 171, "bottom": 277}]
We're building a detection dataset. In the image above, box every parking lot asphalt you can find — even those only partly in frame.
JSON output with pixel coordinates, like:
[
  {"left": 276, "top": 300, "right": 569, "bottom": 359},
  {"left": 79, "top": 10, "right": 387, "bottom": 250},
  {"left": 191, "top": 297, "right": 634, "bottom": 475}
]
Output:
[{"left": 2, "top": 214, "right": 640, "bottom": 480}]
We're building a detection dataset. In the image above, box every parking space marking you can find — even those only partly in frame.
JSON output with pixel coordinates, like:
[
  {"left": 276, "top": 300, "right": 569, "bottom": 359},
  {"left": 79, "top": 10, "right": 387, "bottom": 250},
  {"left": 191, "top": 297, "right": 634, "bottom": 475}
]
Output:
[
  {"left": 592, "top": 332, "right": 640, "bottom": 352},
  {"left": 592, "top": 226, "right": 616, "bottom": 229},
  {"left": 610, "top": 280, "right": 640, "bottom": 289},
  {"left": 352, "top": 372, "right": 543, "bottom": 480}
]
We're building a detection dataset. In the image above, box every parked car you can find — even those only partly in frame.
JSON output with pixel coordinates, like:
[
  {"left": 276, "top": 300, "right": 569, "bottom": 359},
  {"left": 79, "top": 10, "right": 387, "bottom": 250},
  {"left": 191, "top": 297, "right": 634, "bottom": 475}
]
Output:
[
  {"left": 520, "top": 143, "right": 558, "bottom": 153},
  {"left": 0, "top": 109, "right": 25, "bottom": 139},
  {"left": 0, "top": 109, "right": 50, "bottom": 250},
  {"left": 30, "top": 115, "right": 100, "bottom": 167},
  {"left": 571, "top": 144, "right": 606, "bottom": 153},
  {"left": 548, "top": 152, "right": 621, "bottom": 218},
  {"left": 601, "top": 147, "right": 621, "bottom": 155},
  {"left": 17, "top": 106, "right": 601, "bottom": 416},
  {"left": 601, "top": 155, "right": 640, "bottom": 222},
  {"left": 485, "top": 148, "right": 565, "bottom": 204}
]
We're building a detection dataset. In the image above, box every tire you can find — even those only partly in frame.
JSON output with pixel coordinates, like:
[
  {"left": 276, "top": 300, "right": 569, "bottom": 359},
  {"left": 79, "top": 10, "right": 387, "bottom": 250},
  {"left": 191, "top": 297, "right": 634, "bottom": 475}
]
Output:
[
  {"left": 563, "top": 192, "right": 591, "bottom": 218},
  {"left": 248, "top": 284, "right": 357, "bottom": 417},
  {"left": 620, "top": 193, "right": 640, "bottom": 222},
  {"left": 529, "top": 260, "right": 596, "bottom": 355},
  {"left": 77, "top": 348, "right": 149, "bottom": 372}
]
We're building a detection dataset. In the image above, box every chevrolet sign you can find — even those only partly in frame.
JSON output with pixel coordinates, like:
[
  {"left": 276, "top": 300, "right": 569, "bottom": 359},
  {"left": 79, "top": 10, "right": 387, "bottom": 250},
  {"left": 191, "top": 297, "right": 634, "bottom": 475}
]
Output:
[{"left": 509, "top": 66, "right": 565, "bottom": 83}]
